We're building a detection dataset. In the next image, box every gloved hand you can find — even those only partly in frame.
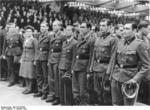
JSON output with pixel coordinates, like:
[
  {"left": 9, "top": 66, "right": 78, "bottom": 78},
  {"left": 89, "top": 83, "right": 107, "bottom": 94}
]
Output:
[
  {"left": 71, "top": 70, "right": 74, "bottom": 74},
  {"left": 1, "top": 55, "right": 6, "bottom": 60},
  {"left": 125, "top": 79, "right": 137, "bottom": 88}
]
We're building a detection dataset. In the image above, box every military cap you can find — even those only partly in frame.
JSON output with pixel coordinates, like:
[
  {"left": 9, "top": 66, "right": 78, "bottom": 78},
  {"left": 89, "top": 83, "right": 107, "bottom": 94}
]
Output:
[{"left": 121, "top": 82, "right": 139, "bottom": 99}]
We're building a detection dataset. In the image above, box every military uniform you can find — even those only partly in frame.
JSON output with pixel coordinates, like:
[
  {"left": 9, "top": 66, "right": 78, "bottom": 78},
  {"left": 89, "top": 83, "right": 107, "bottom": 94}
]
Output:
[
  {"left": 72, "top": 32, "right": 94, "bottom": 105},
  {"left": 2, "top": 32, "right": 23, "bottom": 85},
  {"left": 109, "top": 36, "right": 150, "bottom": 105},
  {"left": 90, "top": 32, "right": 118, "bottom": 105},
  {"left": 137, "top": 34, "right": 150, "bottom": 105},
  {"left": 0, "top": 29, "right": 6, "bottom": 80},
  {"left": 47, "top": 31, "right": 65, "bottom": 102},
  {"left": 58, "top": 37, "right": 77, "bottom": 105},
  {"left": 35, "top": 32, "right": 50, "bottom": 98}
]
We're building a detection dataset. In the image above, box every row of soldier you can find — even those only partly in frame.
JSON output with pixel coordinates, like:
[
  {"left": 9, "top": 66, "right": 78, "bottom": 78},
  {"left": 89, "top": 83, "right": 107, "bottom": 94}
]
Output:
[{"left": 0, "top": 18, "right": 150, "bottom": 106}]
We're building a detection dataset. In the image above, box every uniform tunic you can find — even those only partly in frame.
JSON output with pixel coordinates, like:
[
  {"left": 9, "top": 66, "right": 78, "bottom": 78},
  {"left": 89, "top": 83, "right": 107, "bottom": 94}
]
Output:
[
  {"left": 109, "top": 36, "right": 150, "bottom": 105},
  {"left": 112, "top": 37, "right": 150, "bottom": 82}
]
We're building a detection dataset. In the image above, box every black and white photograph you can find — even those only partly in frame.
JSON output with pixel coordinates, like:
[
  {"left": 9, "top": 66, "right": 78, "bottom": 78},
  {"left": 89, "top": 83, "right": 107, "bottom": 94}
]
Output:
[{"left": 0, "top": 0, "right": 150, "bottom": 108}]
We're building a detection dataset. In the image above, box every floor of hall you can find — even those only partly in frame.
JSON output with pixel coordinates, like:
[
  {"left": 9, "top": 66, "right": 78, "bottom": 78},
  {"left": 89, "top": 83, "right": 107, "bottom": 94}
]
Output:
[
  {"left": 0, "top": 81, "right": 50, "bottom": 105},
  {"left": 0, "top": 80, "right": 147, "bottom": 106}
]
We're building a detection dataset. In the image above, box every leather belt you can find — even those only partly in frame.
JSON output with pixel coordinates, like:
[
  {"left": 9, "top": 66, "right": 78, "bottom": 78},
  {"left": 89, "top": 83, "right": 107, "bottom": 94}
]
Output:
[
  {"left": 8, "top": 44, "right": 20, "bottom": 48},
  {"left": 95, "top": 57, "right": 110, "bottom": 64},
  {"left": 39, "top": 48, "right": 48, "bottom": 51},
  {"left": 117, "top": 64, "right": 137, "bottom": 68},
  {"left": 51, "top": 48, "right": 62, "bottom": 53},
  {"left": 76, "top": 55, "right": 89, "bottom": 60}
]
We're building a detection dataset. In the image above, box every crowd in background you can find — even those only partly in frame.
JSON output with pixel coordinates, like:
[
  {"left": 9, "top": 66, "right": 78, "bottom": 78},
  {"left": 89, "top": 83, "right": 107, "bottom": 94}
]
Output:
[{"left": 0, "top": 1, "right": 141, "bottom": 32}]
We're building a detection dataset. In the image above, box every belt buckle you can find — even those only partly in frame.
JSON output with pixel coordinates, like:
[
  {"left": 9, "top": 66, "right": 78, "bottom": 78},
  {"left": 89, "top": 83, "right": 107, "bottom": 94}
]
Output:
[
  {"left": 9, "top": 45, "right": 12, "bottom": 48},
  {"left": 120, "top": 64, "right": 123, "bottom": 68},
  {"left": 76, "top": 55, "right": 79, "bottom": 59},
  {"left": 51, "top": 49, "right": 53, "bottom": 52},
  {"left": 97, "top": 57, "right": 101, "bottom": 63}
]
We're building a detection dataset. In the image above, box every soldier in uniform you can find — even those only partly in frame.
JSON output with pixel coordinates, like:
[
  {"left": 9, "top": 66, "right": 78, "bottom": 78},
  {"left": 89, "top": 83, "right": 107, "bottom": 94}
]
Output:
[
  {"left": 46, "top": 20, "right": 65, "bottom": 105},
  {"left": 2, "top": 22, "right": 23, "bottom": 87},
  {"left": 108, "top": 22, "right": 150, "bottom": 105},
  {"left": 33, "top": 22, "right": 50, "bottom": 100},
  {"left": 73, "top": 22, "right": 80, "bottom": 40},
  {"left": 71, "top": 22, "right": 94, "bottom": 105},
  {"left": 0, "top": 25, "right": 7, "bottom": 80},
  {"left": 115, "top": 25, "right": 124, "bottom": 39},
  {"left": 58, "top": 25, "right": 77, "bottom": 105},
  {"left": 138, "top": 21, "right": 150, "bottom": 105},
  {"left": 89, "top": 18, "right": 118, "bottom": 105}
]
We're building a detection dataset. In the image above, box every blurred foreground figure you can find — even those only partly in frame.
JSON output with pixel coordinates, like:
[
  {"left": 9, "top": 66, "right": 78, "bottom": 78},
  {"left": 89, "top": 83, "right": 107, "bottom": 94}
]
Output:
[{"left": 2, "top": 23, "right": 23, "bottom": 87}]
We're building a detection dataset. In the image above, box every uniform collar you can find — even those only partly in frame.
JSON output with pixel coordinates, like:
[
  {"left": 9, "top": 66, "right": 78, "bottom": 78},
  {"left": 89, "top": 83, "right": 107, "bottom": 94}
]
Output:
[
  {"left": 124, "top": 36, "right": 135, "bottom": 45},
  {"left": 41, "top": 31, "right": 48, "bottom": 36},
  {"left": 80, "top": 31, "right": 91, "bottom": 41},
  {"left": 55, "top": 30, "right": 61, "bottom": 36},
  {"left": 67, "top": 36, "right": 73, "bottom": 42},
  {"left": 101, "top": 32, "right": 110, "bottom": 39}
]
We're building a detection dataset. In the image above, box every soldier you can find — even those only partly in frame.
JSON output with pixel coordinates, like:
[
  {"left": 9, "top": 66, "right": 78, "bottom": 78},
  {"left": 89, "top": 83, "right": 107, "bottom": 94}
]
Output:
[
  {"left": 58, "top": 25, "right": 77, "bottom": 105},
  {"left": 71, "top": 22, "right": 94, "bottom": 105},
  {"left": 19, "top": 25, "right": 38, "bottom": 94},
  {"left": 138, "top": 21, "right": 150, "bottom": 105},
  {"left": 33, "top": 22, "right": 50, "bottom": 100},
  {"left": 0, "top": 25, "right": 6, "bottom": 80},
  {"left": 115, "top": 25, "right": 124, "bottom": 39},
  {"left": 89, "top": 18, "right": 118, "bottom": 105},
  {"left": 2, "top": 22, "right": 23, "bottom": 87},
  {"left": 46, "top": 20, "right": 65, "bottom": 105},
  {"left": 73, "top": 22, "right": 80, "bottom": 40},
  {"left": 0, "top": 26, "right": 4, "bottom": 79},
  {"left": 108, "top": 22, "right": 150, "bottom": 105}
]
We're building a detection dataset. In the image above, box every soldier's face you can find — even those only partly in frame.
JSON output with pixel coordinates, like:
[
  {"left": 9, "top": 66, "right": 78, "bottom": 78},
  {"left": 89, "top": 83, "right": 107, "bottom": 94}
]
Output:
[
  {"left": 123, "top": 24, "right": 133, "bottom": 38},
  {"left": 80, "top": 23, "right": 87, "bottom": 34},
  {"left": 25, "top": 29, "right": 33, "bottom": 38},
  {"left": 9, "top": 24, "right": 16, "bottom": 32},
  {"left": 40, "top": 23, "right": 48, "bottom": 33},
  {"left": 139, "top": 27, "right": 149, "bottom": 36},
  {"left": 100, "top": 21, "right": 109, "bottom": 33},
  {"left": 116, "top": 26, "right": 124, "bottom": 36},
  {"left": 65, "top": 26, "right": 72, "bottom": 38},
  {"left": 53, "top": 23, "right": 61, "bottom": 32}
]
